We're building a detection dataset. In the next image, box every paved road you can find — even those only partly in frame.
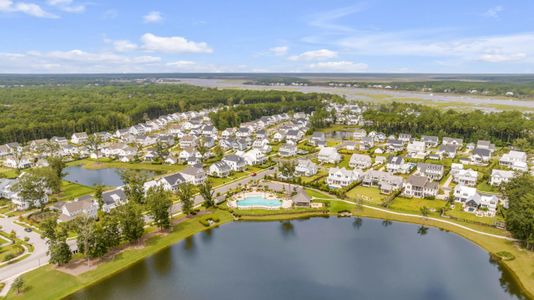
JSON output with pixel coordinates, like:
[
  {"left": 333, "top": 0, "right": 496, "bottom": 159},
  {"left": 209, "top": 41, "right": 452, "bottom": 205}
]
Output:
[{"left": 0, "top": 216, "right": 49, "bottom": 296}]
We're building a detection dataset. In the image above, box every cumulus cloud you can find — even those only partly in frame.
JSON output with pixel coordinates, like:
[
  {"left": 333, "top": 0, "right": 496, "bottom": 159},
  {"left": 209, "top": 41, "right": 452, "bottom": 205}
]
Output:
[
  {"left": 141, "top": 33, "right": 213, "bottom": 54},
  {"left": 113, "top": 40, "right": 138, "bottom": 52},
  {"left": 143, "top": 11, "right": 163, "bottom": 23},
  {"left": 338, "top": 31, "right": 533, "bottom": 63},
  {"left": 0, "top": 0, "right": 58, "bottom": 18},
  {"left": 46, "top": 0, "right": 85, "bottom": 13},
  {"left": 308, "top": 61, "right": 368, "bottom": 72},
  {"left": 269, "top": 46, "right": 288, "bottom": 56},
  {"left": 288, "top": 49, "right": 337, "bottom": 61}
]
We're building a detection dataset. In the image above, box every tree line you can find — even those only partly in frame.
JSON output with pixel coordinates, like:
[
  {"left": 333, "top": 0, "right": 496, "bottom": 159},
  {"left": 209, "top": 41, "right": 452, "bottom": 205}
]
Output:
[
  {"left": 363, "top": 102, "right": 534, "bottom": 146},
  {"left": 0, "top": 84, "right": 324, "bottom": 144}
]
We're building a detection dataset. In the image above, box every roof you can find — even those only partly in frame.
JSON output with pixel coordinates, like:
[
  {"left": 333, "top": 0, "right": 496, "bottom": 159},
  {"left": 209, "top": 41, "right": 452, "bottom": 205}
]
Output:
[
  {"left": 102, "top": 188, "right": 127, "bottom": 205},
  {"left": 162, "top": 173, "right": 186, "bottom": 186}
]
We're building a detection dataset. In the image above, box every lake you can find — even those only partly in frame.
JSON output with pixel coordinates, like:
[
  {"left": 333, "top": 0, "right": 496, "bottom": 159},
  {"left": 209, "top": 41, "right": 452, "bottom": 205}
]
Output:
[
  {"left": 64, "top": 166, "right": 157, "bottom": 187},
  {"left": 67, "top": 218, "right": 527, "bottom": 300}
]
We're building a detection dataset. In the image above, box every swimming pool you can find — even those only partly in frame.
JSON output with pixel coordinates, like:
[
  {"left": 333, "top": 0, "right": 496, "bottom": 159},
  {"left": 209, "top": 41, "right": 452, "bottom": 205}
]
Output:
[{"left": 237, "top": 194, "right": 282, "bottom": 209}]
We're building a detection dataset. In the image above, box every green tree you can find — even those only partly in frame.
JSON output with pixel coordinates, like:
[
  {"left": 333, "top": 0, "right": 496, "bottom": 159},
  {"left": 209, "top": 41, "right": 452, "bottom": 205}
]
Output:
[
  {"left": 199, "top": 180, "right": 215, "bottom": 207},
  {"left": 11, "top": 171, "right": 49, "bottom": 210},
  {"left": 48, "top": 156, "right": 66, "bottom": 181},
  {"left": 13, "top": 277, "right": 24, "bottom": 294},
  {"left": 121, "top": 170, "right": 147, "bottom": 204},
  {"left": 177, "top": 182, "right": 194, "bottom": 215},
  {"left": 503, "top": 175, "right": 534, "bottom": 249},
  {"left": 94, "top": 185, "right": 104, "bottom": 212},
  {"left": 113, "top": 202, "right": 145, "bottom": 243},
  {"left": 146, "top": 185, "right": 173, "bottom": 230},
  {"left": 154, "top": 141, "right": 169, "bottom": 162},
  {"left": 420, "top": 206, "right": 430, "bottom": 217},
  {"left": 85, "top": 134, "right": 102, "bottom": 158}
]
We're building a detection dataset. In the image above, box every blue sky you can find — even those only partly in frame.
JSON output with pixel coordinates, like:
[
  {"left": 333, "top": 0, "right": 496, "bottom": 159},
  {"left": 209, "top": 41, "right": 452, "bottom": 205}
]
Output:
[{"left": 1, "top": 0, "right": 533, "bottom": 73}]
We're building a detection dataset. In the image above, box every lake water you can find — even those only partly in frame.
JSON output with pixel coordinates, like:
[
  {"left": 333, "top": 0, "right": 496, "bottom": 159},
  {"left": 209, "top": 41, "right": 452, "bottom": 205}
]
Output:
[
  {"left": 66, "top": 218, "right": 527, "bottom": 300},
  {"left": 64, "top": 166, "right": 156, "bottom": 187}
]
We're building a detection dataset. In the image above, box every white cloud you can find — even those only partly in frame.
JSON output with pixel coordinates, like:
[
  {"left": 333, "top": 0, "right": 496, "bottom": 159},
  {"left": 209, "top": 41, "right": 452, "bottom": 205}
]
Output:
[
  {"left": 269, "top": 46, "right": 288, "bottom": 56},
  {"left": 338, "top": 31, "right": 533, "bottom": 63},
  {"left": 141, "top": 33, "right": 213, "bottom": 54},
  {"left": 308, "top": 61, "right": 368, "bottom": 72},
  {"left": 113, "top": 40, "right": 138, "bottom": 52},
  {"left": 0, "top": 0, "right": 58, "bottom": 18},
  {"left": 288, "top": 49, "right": 337, "bottom": 61},
  {"left": 483, "top": 5, "right": 503, "bottom": 19},
  {"left": 143, "top": 11, "right": 163, "bottom": 23},
  {"left": 46, "top": 0, "right": 85, "bottom": 13}
]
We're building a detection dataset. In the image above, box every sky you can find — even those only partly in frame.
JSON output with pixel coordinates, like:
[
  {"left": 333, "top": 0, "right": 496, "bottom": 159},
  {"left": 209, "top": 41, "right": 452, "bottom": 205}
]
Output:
[{"left": 1, "top": 0, "right": 534, "bottom": 73}]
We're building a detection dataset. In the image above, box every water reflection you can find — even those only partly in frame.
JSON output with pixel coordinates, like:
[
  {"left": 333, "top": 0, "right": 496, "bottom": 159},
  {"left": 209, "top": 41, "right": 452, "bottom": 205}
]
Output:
[
  {"left": 352, "top": 217, "right": 363, "bottom": 230},
  {"left": 488, "top": 255, "right": 527, "bottom": 300},
  {"left": 279, "top": 221, "right": 295, "bottom": 238},
  {"left": 417, "top": 225, "right": 429, "bottom": 236},
  {"left": 183, "top": 236, "right": 196, "bottom": 255},
  {"left": 201, "top": 228, "right": 215, "bottom": 244},
  {"left": 151, "top": 247, "right": 172, "bottom": 276},
  {"left": 382, "top": 219, "right": 393, "bottom": 227}
]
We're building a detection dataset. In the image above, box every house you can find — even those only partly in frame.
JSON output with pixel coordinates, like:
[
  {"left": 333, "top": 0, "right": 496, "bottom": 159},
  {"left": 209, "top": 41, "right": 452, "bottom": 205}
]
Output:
[
  {"left": 398, "top": 133, "right": 412, "bottom": 143},
  {"left": 201, "top": 125, "right": 218, "bottom": 137},
  {"left": 353, "top": 129, "right": 367, "bottom": 140},
  {"left": 222, "top": 155, "right": 247, "bottom": 171},
  {"left": 490, "top": 169, "right": 515, "bottom": 186},
  {"left": 273, "top": 132, "right": 286, "bottom": 142},
  {"left": 286, "top": 130, "right": 303, "bottom": 142},
  {"left": 500, "top": 150, "right": 528, "bottom": 172},
  {"left": 453, "top": 185, "right": 498, "bottom": 215},
  {"left": 208, "top": 161, "right": 232, "bottom": 177},
  {"left": 236, "top": 127, "right": 252, "bottom": 138},
  {"left": 317, "top": 147, "right": 342, "bottom": 164},
  {"left": 471, "top": 148, "right": 491, "bottom": 164},
  {"left": 51, "top": 136, "right": 68, "bottom": 146},
  {"left": 145, "top": 173, "right": 186, "bottom": 193},
  {"left": 476, "top": 140, "right": 496, "bottom": 153},
  {"left": 292, "top": 189, "right": 311, "bottom": 207},
  {"left": 453, "top": 169, "right": 478, "bottom": 186},
  {"left": 279, "top": 143, "right": 297, "bottom": 157},
  {"left": 386, "top": 156, "right": 413, "bottom": 174},
  {"left": 407, "top": 141, "right": 426, "bottom": 155},
  {"left": 438, "top": 144, "right": 458, "bottom": 158},
  {"left": 386, "top": 139, "right": 404, "bottom": 152},
  {"left": 179, "top": 166, "right": 207, "bottom": 185},
  {"left": 71, "top": 132, "right": 88, "bottom": 144},
  {"left": 360, "top": 136, "right": 375, "bottom": 150},
  {"left": 29, "top": 139, "right": 48, "bottom": 152},
  {"left": 403, "top": 175, "right": 439, "bottom": 198},
  {"left": 362, "top": 170, "right": 404, "bottom": 194},
  {"left": 442, "top": 137, "right": 463, "bottom": 147},
  {"left": 294, "top": 159, "right": 318, "bottom": 176},
  {"left": 310, "top": 132, "right": 326, "bottom": 146},
  {"left": 241, "top": 149, "right": 267, "bottom": 165},
  {"left": 179, "top": 148, "right": 202, "bottom": 163},
  {"left": 58, "top": 196, "right": 98, "bottom": 222},
  {"left": 421, "top": 136, "right": 439, "bottom": 147},
  {"left": 179, "top": 135, "right": 197, "bottom": 148},
  {"left": 416, "top": 163, "right": 445, "bottom": 180},
  {"left": 349, "top": 154, "right": 372, "bottom": 169},
  {"left": 3, "top": 156, "right": 32, "bottom": 169},
  {"left": 326, "top": 167, "right": 362, "bottom": 188}
]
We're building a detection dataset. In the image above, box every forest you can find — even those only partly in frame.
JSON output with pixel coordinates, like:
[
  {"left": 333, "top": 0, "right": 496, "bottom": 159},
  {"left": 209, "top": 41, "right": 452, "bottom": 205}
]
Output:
[
  {"left": 0, "top": 84, "right": 323, "bottom": 144},
  {"left": 363, "top": 102, "right": 534, "bottom": 146}
]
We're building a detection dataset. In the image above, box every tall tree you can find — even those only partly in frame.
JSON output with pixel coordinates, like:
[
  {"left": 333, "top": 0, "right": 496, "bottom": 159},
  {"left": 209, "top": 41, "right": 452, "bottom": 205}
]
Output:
[
  {"left": 146, "top": 186, "right": 173, "bottom": 230},
  {"left": 503, "top": 175, "right": 534, "bottom": 249},
  {"left": 121, "top": 170, "right": 147, "bottom": 204},
  {"left": 48, "top": 156, "right": 66, "bottom": 182},
  {"left": 11, "top": 171, "right": 48, "bottom": 210},
  {"left": 94, "top": 185, "right": 104, "bottom": 212},
  {"left": 85, "top": 134, "right": 102, "bottom": 158},
  {"left": 177, "top": 182, "right": 194, "bottom": 215},
  {"left": 199, "top": 180, "right": 215, "bottom": 207},
  {"left": 113, "top": 202, "right": 145, "bottom": 244},
  {"left": 154, "top": 141, "right": 169, "bottom": 162}
]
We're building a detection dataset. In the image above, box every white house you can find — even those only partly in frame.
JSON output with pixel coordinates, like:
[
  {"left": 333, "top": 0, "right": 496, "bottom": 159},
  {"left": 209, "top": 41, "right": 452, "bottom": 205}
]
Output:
[
  {"left": 453, "top": 169, "right": 478, "bottom": 187},
  {"left": 490, "top": 169, "right": 515, "bottom": 186},
  {"left": 208, "top": 161, "right": 232, "bottom": 178},
  {"left": 403, "top": 175, "right": 438, "bottom": 198},
  {"left": 326, "top": 167, "right": 362, "bottom": 188},
  {"left": 407, "top": 141, "right": 426, "bottom": 155},
  {"left": 500, "top": 150, "right": 528, "bottom": 172},
  {"left": 71, "top": 132, "right": 88, "bottom": 144},
  {"left": 279, "top": 143, "right": 297, "bottom": 157},
  {"left": 222, "top": 155, "right": 247, "bottom": 171},
  {"left": 240, "top": 149, "right": 267, "bottom": 166},
  {"left": 179, "top": 166, "right": 207, "bottom": 185},
  {"left": 349, "top": 154, "right": 372, "bottom": 169},
  {"left": 317, "top": 147, "right": 342, "bottom": 164},
  {"left": 295, "top": 159, "right": 318, "bottom": 176},
  {"left": 58, "top": 197, "right": 98, "bottom": 222}
]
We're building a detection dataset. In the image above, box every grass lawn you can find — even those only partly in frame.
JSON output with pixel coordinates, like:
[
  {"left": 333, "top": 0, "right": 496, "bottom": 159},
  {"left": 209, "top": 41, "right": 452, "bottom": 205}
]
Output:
[
  {"left": 67, "top": 159, "right": 186, "bottom": 173},
  {"left": 477, "top": 181, "right": 500, "bottom": 194},
  {"left": 208, "top": 171, "right": 249, "bottom": 187},
  {"left": 0, "top": 243, "right": 24, "bottom": 263},
  {"left": 345, "top": 186, "right": 385, "bottom": 204},
  {"left": 0, "top": 167, "right": 18, "bottom": 179},
  {"left": 389, "top": 197, "right": 447, "bottom": 215},
  {"left": 304, "top": 188, "right": 336, "bottom": 200},
  {"left": 53, "top": 181, "right": 95, "bottom": 202},
  {"left": 301, "top": 171, "right": 327, "bottom": 184},
  {"left": 445, "top": 204, "right": 498, "bottom": 226}
]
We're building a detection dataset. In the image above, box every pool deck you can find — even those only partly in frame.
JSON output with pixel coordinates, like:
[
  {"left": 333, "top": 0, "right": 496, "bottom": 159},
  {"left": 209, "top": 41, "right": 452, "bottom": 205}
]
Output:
[{"left": 229, "top": 192, "right": 292, "bottom": 210}]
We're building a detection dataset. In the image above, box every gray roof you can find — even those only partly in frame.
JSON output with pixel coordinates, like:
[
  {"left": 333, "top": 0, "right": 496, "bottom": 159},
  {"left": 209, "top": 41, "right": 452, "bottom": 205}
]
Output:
[
  {"left": 102, "top": 188, "right": 127, "bottom": 205},
  {"left": 162, "top": 173, "right": 186, "bottom": 186}
]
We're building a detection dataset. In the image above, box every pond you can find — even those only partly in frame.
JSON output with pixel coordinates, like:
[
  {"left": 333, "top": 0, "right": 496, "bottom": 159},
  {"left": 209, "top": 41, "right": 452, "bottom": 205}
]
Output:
[
  {"left": 66, "top": 218, "right": 527, "bottom": 300},
  {"left": 64, "top": 166, "right": 157, "bottom": 187}
]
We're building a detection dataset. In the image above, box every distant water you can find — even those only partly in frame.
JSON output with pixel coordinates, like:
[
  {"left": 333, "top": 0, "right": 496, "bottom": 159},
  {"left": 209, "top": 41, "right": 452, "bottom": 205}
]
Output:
[
  {"left": 67, "top": 217, "right": 527, "bottom": 300},
  {"left": 64, "top": 166, "right": 156, "bottom": 187}
]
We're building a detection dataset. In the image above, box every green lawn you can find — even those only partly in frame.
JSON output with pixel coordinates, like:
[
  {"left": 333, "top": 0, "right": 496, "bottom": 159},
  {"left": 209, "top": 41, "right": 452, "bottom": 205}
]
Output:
[
  {"left": 389, "top": 197, "right": 447, "bottom": 215},
  {"left": 208, "top": 171, "right": 250, "bottom": 187},
  {"left": 304, "top": 188, "right": 336, "bottom": 200},
  {"left": 345, "top": 186, "right": 385, "bottom": 204},
  {"left": 445, "top": 204, "right": 498, "bottom": 225},
  {"left": 54, "top": 181, "right": 95, "bottom": 202},
  {"left": 0, "top": 167, "right": 18, "bottom": 179},
  {"left": 476, "top": 181, "right": 500, "bottom": 194},
  {"left": 301, "top": 171, "right": 327, "bottom": 184}
]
